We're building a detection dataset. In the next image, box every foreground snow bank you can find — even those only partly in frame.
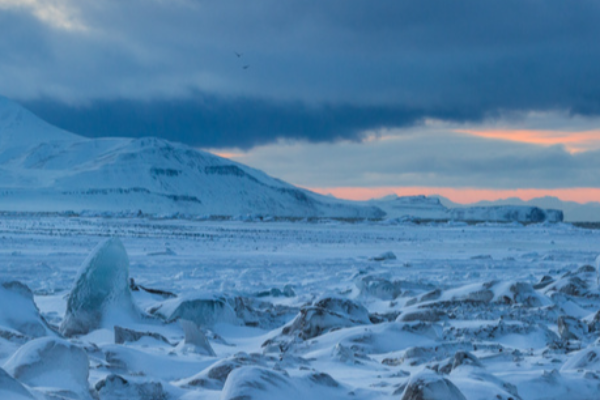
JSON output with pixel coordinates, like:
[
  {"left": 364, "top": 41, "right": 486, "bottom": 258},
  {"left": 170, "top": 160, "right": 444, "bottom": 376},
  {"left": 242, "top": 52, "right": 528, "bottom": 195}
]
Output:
[
  {"left": 221, "top": 366, "right": 361, "bottom": 400},
  {"left": 3, "top": 337, "right": 90, "bottom": 399}
]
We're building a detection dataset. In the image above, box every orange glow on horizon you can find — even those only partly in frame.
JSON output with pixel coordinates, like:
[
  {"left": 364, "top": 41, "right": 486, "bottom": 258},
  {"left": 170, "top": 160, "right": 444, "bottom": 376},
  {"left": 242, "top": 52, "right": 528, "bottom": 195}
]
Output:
[
  {"left": 457, "top": 129, "right": 600, "bottom": 153},
  {"left": 212, "top": 152, "right": 245, "bottom": 159},
  {"left": 307, "top": 187, "right": 600, "bottom": 204}
]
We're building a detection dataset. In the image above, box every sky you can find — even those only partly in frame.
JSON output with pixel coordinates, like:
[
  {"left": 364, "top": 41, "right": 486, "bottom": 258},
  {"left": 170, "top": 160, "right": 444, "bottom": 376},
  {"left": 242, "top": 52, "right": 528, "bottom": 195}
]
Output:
[{"left": 2, "top": 0, "right": 600, "bottom": 203}]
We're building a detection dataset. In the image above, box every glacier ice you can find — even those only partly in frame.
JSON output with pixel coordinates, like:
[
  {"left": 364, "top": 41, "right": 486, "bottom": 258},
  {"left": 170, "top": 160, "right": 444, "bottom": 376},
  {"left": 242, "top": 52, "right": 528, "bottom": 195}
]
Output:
[{"left": 60, "top": 237, "right": 140, "bottom": 336}]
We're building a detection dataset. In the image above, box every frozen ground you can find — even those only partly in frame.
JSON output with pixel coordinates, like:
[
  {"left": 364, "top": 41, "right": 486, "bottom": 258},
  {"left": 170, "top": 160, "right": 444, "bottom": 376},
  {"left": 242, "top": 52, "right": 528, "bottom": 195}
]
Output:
[{"left": 1, "top": 216, "right": 600, "bottom": 399}]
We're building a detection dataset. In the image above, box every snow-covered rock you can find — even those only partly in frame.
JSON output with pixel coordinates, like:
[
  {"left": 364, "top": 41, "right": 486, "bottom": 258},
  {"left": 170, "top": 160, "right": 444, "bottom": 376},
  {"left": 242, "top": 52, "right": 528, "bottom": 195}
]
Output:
[
  {"left": 558, "top": 316, "right": 588, "bottom": 341},
  {"left": 397, "top": 370, "right": 467, "bottom": 400},
  {"left": 437, "top": 351, "right": 483, "bottom": 374},
  {"left": 355, "top": 275, "right": 402, "bottom": 300},
  {"left": 280, "top": 297, "right": 370, "bottom": 340},
  {"left": 3, "top": 337, "right": 90, "bottom": 399},
  {"left": 221, "top": 366, "right": 354, "bottom": 400},
  {"left": 95, "top": 374, "right": 167, "bottom": 400},
  {"left": 114, "top": 326, "right": 171, "bottom": 345},
  {"left": 60, "top": 238, "right": 140, "bottom": 336},
  {"left": 0, "top": 280, "right": 55, "bottom": 339},
  {"left": 231, "top": 296, "right": 298, "bottom": 329},
  {"left": 178, "top": 352, "right": 268, "bottom": 390},
  {"left": 371, "top": 251, "right": 397, "bottom": 261},
  {"left": 561, "top": 346, "right": 600, "bottom": 371},
  {"left": 398, "top": 309, "right": 448, "bottom": 323},
  {"left": 492, "top": 281, "right": 551, "bottom": 307},
  {"left": 150, "top": 294, "right": 237, "bottom": 327}
]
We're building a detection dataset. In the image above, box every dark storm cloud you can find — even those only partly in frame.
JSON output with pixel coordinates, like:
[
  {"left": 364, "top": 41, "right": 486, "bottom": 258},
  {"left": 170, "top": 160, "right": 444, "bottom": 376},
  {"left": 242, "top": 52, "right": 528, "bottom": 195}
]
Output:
[
  {"left": 23, "top": 95, "right": 484, "bottom": 148},
  {"left": 3, "top": 0, "right": 600, "bottom": 146}
]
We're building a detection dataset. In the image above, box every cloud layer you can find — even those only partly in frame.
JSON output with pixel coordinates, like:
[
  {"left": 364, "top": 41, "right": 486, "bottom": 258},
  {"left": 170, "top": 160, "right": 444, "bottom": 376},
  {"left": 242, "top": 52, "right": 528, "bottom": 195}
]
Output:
[
  {"left": 1, "top": 1, "right": 600, "bottom": 147},
  {"left": 225, "top": 128, "right": 600, "bottom": 189}
]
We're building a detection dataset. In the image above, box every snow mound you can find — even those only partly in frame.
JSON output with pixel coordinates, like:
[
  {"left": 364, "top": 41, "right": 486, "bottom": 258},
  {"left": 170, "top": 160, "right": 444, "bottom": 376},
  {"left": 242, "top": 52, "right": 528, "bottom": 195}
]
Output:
[
  {"left": 114, "top": 325, "right": 171, "bottom": 345},
  {"left": 491, "top": 281, "right": 551, "bottom": 307},
  {"left": 150, "top": 294, "right": 237, "bottom": 327},
  {"left": 178, "top": 352, "right": 268, "bottom": 390},
  {"left": 398, "top": 370, "right": 467, "bottom": 400},
  {"left": 280, "top": 297, "right": 370, "bottom": 340},
  {"left": 0, "top": 367, "right": 34, "bottom": 400},
  {"left": 221, "top": 366, "right": 355, "bottom": 400},
  {"left": 232, "top": 296, "right": 298, "bottom": 329},
  {"left": 0, "top": 280, "right": 55, "bottom": 338},
  {"left": 95, "top": 374, "right": 167, "bottom": 400},
  {"left": 60, "top": 238, "right": 140, "bottom": 336},
  {"left": 355, "top": 275, "right": 402, "bottom": 300},
  {"left": 371, "top": 251, "right": 397, "bottom": 261},
  {"left": 3, "top": 337, "right": 90, "bottom": 398}
]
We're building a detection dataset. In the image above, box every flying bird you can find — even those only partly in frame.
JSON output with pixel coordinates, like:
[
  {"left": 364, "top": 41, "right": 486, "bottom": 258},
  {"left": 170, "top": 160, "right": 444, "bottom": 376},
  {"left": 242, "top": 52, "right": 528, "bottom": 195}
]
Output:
[
  {"left": 243, "top": 65, "right": 250, "bottom": 70},
  {"left": 235, "top": 52, "right": 242, "bottom": 58}
]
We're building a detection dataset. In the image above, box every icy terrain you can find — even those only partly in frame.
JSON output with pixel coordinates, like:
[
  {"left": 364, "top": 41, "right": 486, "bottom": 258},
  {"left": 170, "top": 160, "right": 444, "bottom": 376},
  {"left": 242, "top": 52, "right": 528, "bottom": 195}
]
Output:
[{"left": 0, "top": 216, "right": 599, "bottom": 399}]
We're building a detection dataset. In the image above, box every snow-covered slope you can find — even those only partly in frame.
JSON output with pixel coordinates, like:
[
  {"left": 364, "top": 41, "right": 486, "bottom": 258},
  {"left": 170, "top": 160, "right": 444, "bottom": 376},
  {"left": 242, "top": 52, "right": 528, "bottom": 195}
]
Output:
[{"left": 0, "top": 97, "right": 382, "bottom": 218}]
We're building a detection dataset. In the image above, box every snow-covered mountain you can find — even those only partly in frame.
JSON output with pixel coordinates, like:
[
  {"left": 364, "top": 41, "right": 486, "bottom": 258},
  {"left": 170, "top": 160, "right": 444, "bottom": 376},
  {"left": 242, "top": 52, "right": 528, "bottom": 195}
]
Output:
[
  {"left": 0, "top": 96, "right": 383, "bottom": 218},
  {"left": 437, "top": 195, "right": 599, "bottom": 222},
  {"left": 367, "top": 195, "right": 563, "bottom": 223},
  {"left": 0, "top": 97, "right": 567, "bottom": 222}
]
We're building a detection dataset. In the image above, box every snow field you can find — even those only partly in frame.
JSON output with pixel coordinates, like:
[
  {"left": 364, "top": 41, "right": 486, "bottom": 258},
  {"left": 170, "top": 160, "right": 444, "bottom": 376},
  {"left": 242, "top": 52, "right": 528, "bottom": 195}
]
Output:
[{"left": 0, "top": 217, "right": 599, "bottom": 399}]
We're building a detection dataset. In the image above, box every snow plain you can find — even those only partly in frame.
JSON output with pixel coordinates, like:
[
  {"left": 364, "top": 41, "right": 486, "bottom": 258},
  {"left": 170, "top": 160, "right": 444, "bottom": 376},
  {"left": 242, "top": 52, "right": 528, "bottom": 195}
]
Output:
[{"left": 1, "top": 216, "right": 600, "bottom": 399}]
